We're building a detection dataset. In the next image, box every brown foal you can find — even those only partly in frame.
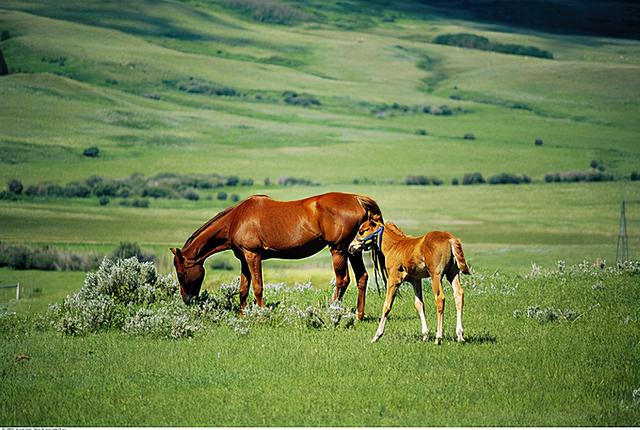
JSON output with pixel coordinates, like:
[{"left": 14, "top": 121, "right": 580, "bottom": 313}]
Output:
[{"left": 348, "top": 215, "right": 470, "bottom": 344}]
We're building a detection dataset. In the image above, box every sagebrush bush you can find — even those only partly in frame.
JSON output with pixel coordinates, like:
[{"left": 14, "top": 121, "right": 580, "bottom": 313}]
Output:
[
  {"left": 47, "top": 257, "right": 182, "bottom": 337},
  {"left": 45, "top": 260, "right": 358, "bottom": 339}
]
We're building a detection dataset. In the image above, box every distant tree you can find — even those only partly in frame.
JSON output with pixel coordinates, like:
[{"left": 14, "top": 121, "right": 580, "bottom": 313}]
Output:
[
  {"left": 217, "top": 191, "right": 228, "bottom": 200},
  {"left": 590, "top": 159, "right": 599, "bottom": 169},
  {"left": 463, "top": 133, "right": 475, "bottom": 140},
  {"left": 8, "top": 179, "right": 23, "bottom": 195},
  {"left": 0, "top": 48, "right": 8, "bottom": 76},
  {"left": 451, "top": 178, "right": 459, "bottom": 185},
  {"left": 83, "top": 146, "right": 100, "bottom": 157},
  {"left": 230, "top": 194, "right": 240, "bottom": 202},
  {"left": 535, "top": 138, "right": 543, "bottom": 146}
]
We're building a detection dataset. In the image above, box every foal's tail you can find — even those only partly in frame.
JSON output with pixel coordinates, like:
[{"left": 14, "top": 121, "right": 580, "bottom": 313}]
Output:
[{"left": 450, "top": 238, "right": 470, "bottom": 275}]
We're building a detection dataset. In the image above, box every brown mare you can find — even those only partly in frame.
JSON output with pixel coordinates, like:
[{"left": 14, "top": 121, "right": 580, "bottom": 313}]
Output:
[
  {"left": 348, "top": 215, "right": 470, "bottom": 344},
  {"left": 171, "top": 192, "right": 383, "bottom": 320}
]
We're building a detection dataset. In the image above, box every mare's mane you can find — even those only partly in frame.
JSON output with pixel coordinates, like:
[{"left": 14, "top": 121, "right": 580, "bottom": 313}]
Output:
[
  {"left": 182, "top": 194, "right": 271, "bottom": 248},
  {"left": 183, "top": 205, "right": 235, "bottom": 248}
]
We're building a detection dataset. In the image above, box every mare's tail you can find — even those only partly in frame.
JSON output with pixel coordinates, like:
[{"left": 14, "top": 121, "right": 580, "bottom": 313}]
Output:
[{"left": 449, "top": 238, "right": 470, "bottom": 275}]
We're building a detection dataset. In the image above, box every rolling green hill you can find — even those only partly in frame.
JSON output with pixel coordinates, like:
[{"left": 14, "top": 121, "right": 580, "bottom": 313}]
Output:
[{"left": 1, "top": 0, "right": 639, "bottom": 186}]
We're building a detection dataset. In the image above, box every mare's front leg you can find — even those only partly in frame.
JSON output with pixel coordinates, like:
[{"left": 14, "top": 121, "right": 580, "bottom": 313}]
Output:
[
  {"left": 238, "top": 258, "right": 252, "bottom": 315},
  {"left": 348, "top": 253, "right": 368, "bottom": 321},
  {"left": 330, "top": 247, "right": 350, "bottom": 304},
  {"left": 412, "top": 280, "right": 429, "bottom": 341},
  {"left": 372, "top": 270, "right": 403, "bottom": 343},
  {"left": 244, "top": 251, "right": 265, "bottom": 308}
]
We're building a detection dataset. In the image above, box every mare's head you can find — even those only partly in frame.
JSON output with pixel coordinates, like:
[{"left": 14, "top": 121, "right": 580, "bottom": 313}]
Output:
[
  {"left": 348, "top": 213, "right": 384, "bottom": 254},
  {"left": 170, "top": 247, "right": 204, "bottom": 304}
]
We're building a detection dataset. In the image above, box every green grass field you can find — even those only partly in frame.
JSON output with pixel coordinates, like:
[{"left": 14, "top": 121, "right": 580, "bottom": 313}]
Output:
[{"left": 1, "top": 0, "right": 639, "bottom": 426}]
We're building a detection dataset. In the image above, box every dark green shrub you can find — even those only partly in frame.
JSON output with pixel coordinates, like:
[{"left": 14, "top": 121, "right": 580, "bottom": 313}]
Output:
[
  {"left": 142, "top": 186, "right": 172, "bottom": 199},
  {"left": 217, "top": 191, "right": 228, "bottom": 200},
  {"left": 0, "top": 48, "right": 7, "bottom": 76},
  {"left": 535, "top": 138, "right": 543, "bottom": 146},
  {"left": 0, "top": 242, "right": 101, "bottom": 271},
  {"left": 433, "top": 33, "right": 553, "bottom": 59},
  {"left": 415, "top": 129, "right": 427, "bottom": 136},
  {"left": 488, "top": 173, "right": 532, "bottom": 185},
  {"left": 83, "top": 146, "right": 100, "bottom": 157},
  {"left": 544, "top": 171, "right": 614, "bottom": 183},
  {"left": 462, "top": 172, "right": 486, "bottom": 185},
  {"left": 1, "top": 30, "right": 10, "bottom": 41},
  {"left": 64, "top": 183, "right": 91, "bottom": 198},
  {"left": 631, "top": 172, "right": 640, "bottom": 181},
  {"left": 183, "top": 190, "right": 200, "bottom": 201},
  {"left": 93, "top": 182, "right": 117, "bottom": 197},
  {"left": 220, "top": 0, "right": 311, "bottom": 25},
  {"left": 406, "top": 175, "right": 430, "bottom": 185},
  {"left": 452, "top": 178, "right": 459, "bottom": 186},
  {"left": 177, "top": 78, "right": 237, "bottom": 97},
  {"left": 7, "top": 179, "right": 23, "bottom": 195},
  {"left": 46, "top": 184, "right": 65, "bottom": 197},
  {"left": 230, "top": 194, "right": 240, "bottom": 203},
  {"left": 463, "top": 133, "right": 475, "bottom": 140},
  {"left": 99, "top": 196, "right": 110, "bottom": 206},
  {"left": 283, "top": 92, "right": 321, "bottom": 107}
]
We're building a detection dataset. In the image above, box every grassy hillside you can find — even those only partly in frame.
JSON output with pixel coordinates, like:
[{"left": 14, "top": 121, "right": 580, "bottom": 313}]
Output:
[{"left": 0, "top": 1, "right": 639, "bottom": 186}]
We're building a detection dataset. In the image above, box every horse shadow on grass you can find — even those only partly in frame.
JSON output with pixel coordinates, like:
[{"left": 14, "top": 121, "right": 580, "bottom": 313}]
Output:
[{"left": 400, "top": 331, "right": 498, "bottom": 345}]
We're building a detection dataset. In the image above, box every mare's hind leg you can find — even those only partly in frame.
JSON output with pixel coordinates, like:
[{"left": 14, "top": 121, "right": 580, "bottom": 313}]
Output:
[
  {"left": 447, "top": 270, "right": 465, "bottom": 342},
  {"left": 372, "top": 271, "right": 403, "bottom": 342},
  {"left": 244, "top": 251, "right": 264, "bottom": 308},
  {"left": 412, "top": 280, "right": 429, "bottom": 341},
  {"left": 348, "top": 253, "right": 368, "bottom": 321},
  {"left": 431, "top": 273, "right": 445, "bottom": 345},
  {"left": 330, "top": 247, "right": 350, "bottom": 302}
]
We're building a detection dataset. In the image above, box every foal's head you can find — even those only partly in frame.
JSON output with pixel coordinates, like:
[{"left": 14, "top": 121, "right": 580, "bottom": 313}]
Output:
[
  {"left": 170, "top": 247, "right": 204, "bottom": 304},
  {"left": 348, "top": 214, "right": 383, "bottom": 254}
]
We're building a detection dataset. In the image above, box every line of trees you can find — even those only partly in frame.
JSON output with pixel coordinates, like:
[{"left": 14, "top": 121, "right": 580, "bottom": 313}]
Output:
[{"left": 433, "top": 33, "right": 554, "bottom": 59}]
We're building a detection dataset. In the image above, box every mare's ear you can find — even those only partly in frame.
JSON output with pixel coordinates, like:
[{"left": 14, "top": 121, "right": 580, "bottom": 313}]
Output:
[{"left": 170, "top": 247, "right": 185, "bottom": 269}]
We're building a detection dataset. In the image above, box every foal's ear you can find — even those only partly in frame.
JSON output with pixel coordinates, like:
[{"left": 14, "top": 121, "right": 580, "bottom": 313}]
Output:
[{"left": 370, "top": 213, "right": 382, "bottom": 223}]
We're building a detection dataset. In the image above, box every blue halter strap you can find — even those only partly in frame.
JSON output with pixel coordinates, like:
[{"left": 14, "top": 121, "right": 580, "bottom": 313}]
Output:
[{"left": 357, "top": 225, "right": 384, "bottom": 250}]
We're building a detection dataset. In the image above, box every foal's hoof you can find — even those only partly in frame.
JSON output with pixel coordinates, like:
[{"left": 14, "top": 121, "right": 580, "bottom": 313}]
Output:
[
  {"left": 457, "top": 335, "right": 466, "bottom": 343},
  {"left": 371, "top": 334, "right": 382, "bottom": 343},
  {"left": 434, "top": 337, "right": 442, "bottom": 345},
  {"left": 421, "top": 333, "right": 429, "bottom": 342}
]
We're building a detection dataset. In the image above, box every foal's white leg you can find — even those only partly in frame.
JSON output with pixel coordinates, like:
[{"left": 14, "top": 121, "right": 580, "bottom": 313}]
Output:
[
  {"left": 372, "top": 276, "right": 400, "bottom": 343},
  {"left": 431, "top": 275, "right": 445, "bottom": 345},
  {"left": 451, "top": 274, "right": 465, "bottom": 342},
  {"left": 412, "top": 280, "right": 429, "bottom": 341}
]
